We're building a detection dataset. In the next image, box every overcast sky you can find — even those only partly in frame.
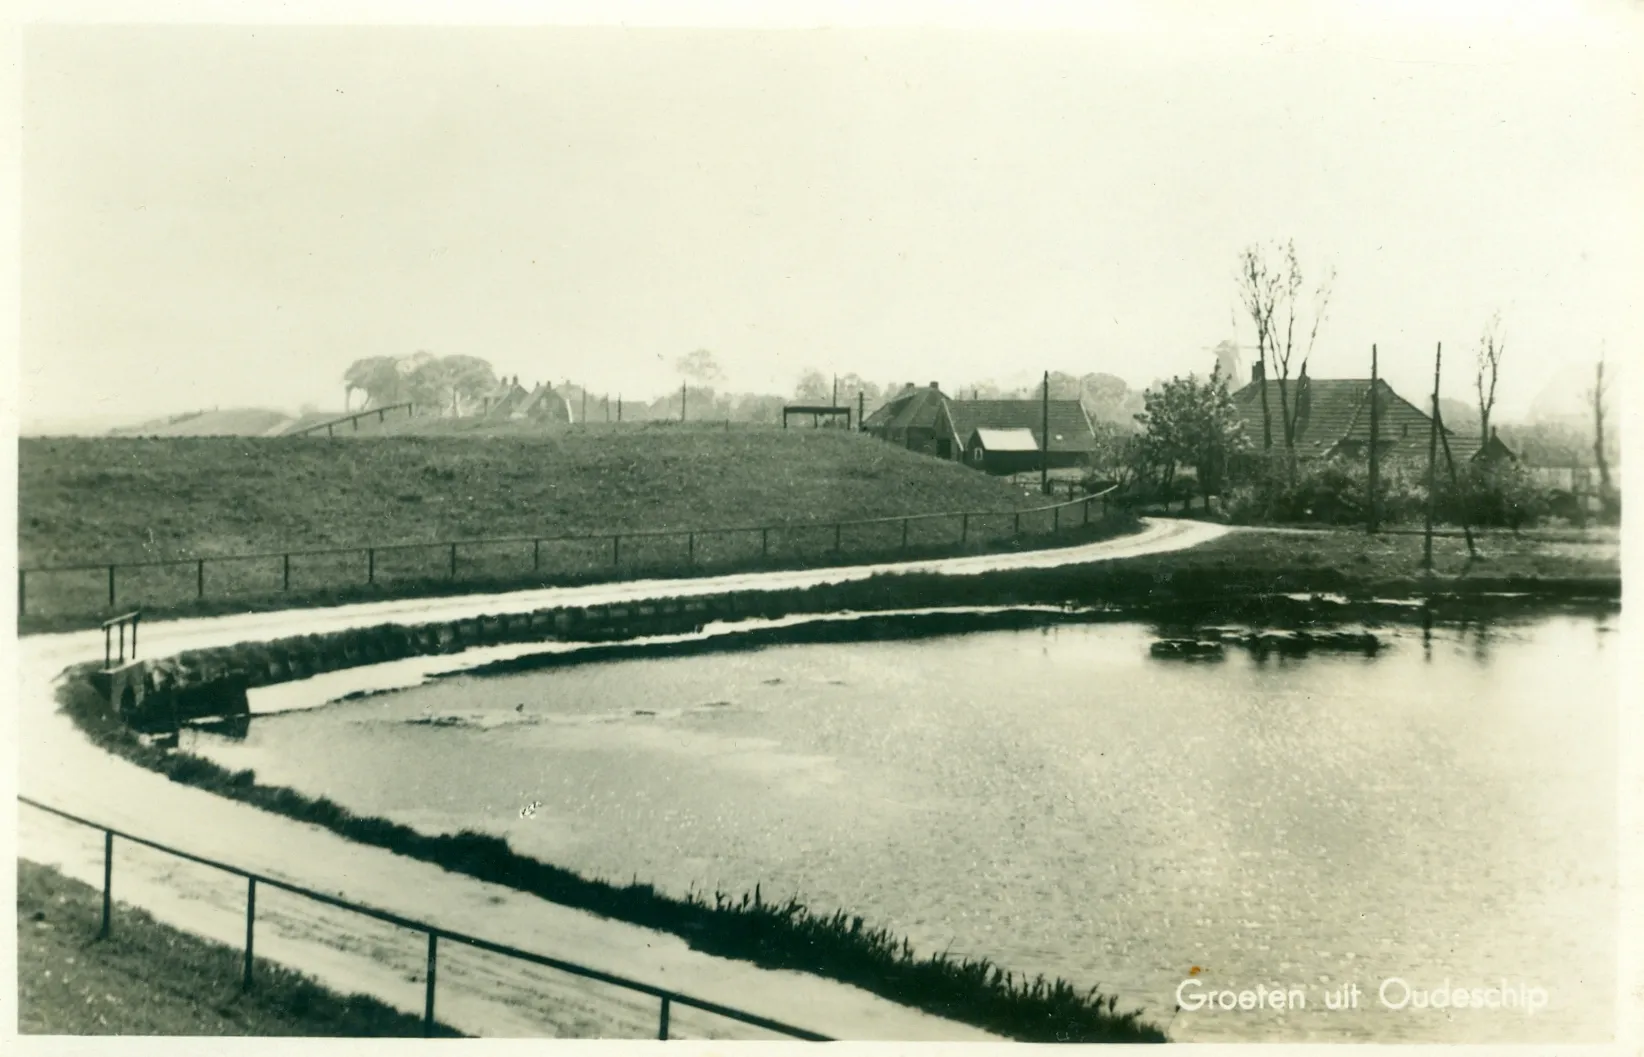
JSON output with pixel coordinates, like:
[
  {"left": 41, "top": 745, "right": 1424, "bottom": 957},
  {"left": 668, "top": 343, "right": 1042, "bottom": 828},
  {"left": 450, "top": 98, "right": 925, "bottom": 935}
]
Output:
[{"left": 18, "top": 2, "right": 1643, "bottom": 427}]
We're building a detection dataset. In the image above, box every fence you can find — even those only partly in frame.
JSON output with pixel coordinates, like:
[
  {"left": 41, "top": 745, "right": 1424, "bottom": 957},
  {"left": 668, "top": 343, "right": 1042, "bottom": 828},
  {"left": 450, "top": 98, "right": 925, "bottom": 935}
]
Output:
[
  {"left": 18, "top": 488, "right": 1118, "bottom": 619},
  {"left": 18, "top": 795, "right": 830, "bottom": 1040},
  {"left": 284, "top": 403, "right": 416, "bottom": 438}
]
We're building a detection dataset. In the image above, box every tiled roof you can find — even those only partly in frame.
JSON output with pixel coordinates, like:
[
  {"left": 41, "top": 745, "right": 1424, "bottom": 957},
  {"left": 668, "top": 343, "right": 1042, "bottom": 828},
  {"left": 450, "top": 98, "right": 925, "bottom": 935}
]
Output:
[
  {"left": 1230, "top": 378, "right": 1447, "bottom": 456},
  {"left": 863, "top": 386, "right": 949, "bottom": 431},
  {"left": 945, "top": 399, "right": 1098, "bottom": 452}
]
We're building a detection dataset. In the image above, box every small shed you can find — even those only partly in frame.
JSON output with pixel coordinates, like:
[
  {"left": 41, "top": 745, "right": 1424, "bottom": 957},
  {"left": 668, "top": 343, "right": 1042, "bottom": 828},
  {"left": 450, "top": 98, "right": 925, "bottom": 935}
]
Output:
[{"left": 964, "top": 427, "right": 1042, "bottom": 475}]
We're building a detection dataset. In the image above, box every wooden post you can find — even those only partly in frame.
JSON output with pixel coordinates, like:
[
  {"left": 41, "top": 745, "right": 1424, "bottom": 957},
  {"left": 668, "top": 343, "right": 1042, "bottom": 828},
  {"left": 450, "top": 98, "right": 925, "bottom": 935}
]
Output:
[
  {"left": 681, "top": 381, "right": 687, "bottom": 422},
  {"left": 197, "top": 559, "right": 205, "bottom": 599},
  {"left": 532, "top": 539, "right": 541, "bottom": 572},
  {"left": 423, "top": 934, "right": 438, "bottom": 1037},
  {"left": 833, "top": 523, "right": 842, "bottom": 552},
  {"left": 449, "top": 543, "right": 458, "bottom": 579},
  {"left": 108, "top": 565, "right": 116, "bottom": 608},
  {"left": 1014, "top": 511, "right": 1021, "bottom": 536},
  {"left": 1435, "top": 403, "right": 1478, "bottom": 557},
  {"left": 1424, "top": 342, "right": 1442, "bottom": 572},
  {"left": 581, "top": 388, "right": 587, "bottom": 424},
  {"left": 858, "top": 391, "right": 865, "bottom": 431},
  {"left": 242, "top": 878, "right": 257, "bottom": 991},
  {"left": 761, "top": 527, "right": 769, "bottom": 558},
  {"left": 1368, "top": 344, "right": 1380, "bottom": 534},
  {"left": 612, "top": 535, "right": 621, "bottom": 566},
  {"left": 99, "top": 831, "right": 113, "bottom": 939},
  {"left": 687, "top": 532, "right": 695, "bottom": 564},
  {"left": 658, "top": 995, "right": 672, "bottom": 1040},
  {"left": 327, "top": 423, "right": 334, "bottom": 438},
  {"left": 618, "top": 395, "right": 623, "bottom": 422},
  {"left": 1040, "top": 370, "right": 1050, "bottom": 495},
  {"left": 282, "top": 553, "right": 291, "bottom": 591},
  {"left": 960, "top": 512, "right": 968, "bottom": 543},
  {"left": 367, "top": 548, "right": 375, "bottom": 584},
  {"left": 901, "top": 518, "right": 909, "bottom": 549}
]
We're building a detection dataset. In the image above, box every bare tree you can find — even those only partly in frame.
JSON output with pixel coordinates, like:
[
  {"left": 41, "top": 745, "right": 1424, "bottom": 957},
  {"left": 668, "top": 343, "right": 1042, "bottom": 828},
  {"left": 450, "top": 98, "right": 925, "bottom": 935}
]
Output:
[
  {"left": 1592, "top": 351, "right": 1612, "bottom": 506},
  {"left": 1475, "top": 311, "right": 1505, "bottom": 447},
  {"left": 1236, "top": 240, "right": 1335, "bottom": 469}
]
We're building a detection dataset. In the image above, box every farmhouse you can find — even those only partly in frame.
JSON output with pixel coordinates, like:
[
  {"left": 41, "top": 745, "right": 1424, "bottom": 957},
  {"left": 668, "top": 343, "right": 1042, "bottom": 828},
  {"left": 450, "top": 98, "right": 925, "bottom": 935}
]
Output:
[
  {"left": 481, "top": 376, "right": 532, "bottom": 418},
  {"left": 1229, "top": 366, "right": 1515, "bottom": 464},
  {"left": 864, "top": 382, "right": 1100, "bottom": 470},
  {"left": 512, "top": 382, "right": 574, "bottom": 423}
]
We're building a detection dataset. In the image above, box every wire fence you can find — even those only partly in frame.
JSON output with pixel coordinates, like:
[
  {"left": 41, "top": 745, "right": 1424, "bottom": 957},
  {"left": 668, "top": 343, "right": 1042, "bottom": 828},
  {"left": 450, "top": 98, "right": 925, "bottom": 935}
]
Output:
[
  {"left": 18, "top": 487, "right": 1118, "bottom": 620},
  {"left": 18, "top": 795, "right": 831, "bottom": 1041}
]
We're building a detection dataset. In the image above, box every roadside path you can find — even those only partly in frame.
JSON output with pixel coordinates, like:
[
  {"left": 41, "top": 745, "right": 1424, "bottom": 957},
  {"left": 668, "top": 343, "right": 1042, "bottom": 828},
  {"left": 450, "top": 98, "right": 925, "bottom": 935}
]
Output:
[{"left": 16, "top": 517, "right": 1228, "bottom": 1040}]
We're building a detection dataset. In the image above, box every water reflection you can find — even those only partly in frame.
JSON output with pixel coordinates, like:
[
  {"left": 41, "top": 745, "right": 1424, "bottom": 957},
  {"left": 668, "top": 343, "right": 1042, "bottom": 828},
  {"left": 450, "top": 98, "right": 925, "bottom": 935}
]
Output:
[{"left": 188, "top": 611, "right": 1617, "bottom": 1043}]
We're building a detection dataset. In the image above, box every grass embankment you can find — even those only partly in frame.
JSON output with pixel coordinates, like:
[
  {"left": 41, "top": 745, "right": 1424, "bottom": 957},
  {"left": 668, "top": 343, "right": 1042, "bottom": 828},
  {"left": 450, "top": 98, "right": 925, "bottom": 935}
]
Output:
[
  {"left": 54, "top": 672, "right": 1165, "bottom": 1043},
  {"left": 18, "top": 431, "right": 1111, "bottom": 625},
  {"left": 16, "top": 860, "right": 461, "bottom": 1037}
]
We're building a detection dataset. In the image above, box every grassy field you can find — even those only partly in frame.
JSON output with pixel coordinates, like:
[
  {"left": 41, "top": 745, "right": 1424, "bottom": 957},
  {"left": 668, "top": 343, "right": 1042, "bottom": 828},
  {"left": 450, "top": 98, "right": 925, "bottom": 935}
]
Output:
[
  {"left": 16, "top": 859, "right": 460, "bottom": 1037},
  {"left": 19, "top": 430, "right": 1105, "bottom": 620},
  {"left": 19, "top": 430, "right": 1057, "bottom": 565}
]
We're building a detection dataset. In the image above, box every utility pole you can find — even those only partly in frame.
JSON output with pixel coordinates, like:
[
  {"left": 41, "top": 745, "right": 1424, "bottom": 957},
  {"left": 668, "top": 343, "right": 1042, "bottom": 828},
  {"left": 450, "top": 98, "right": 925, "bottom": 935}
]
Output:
[
  {"left": 617, "top": 395, "right": 623, "bottom": 423},
  {"left": 857, "top": 390, "right": 865, "bottom": 432},
  {"left": 1435, "top": 401, "right": 1478, "bottom": 558},
  {"left": 1040, "top": 370, "right": 1050, "bottom": 495},
  {"left": 1423, "top": 343, "right": 1442, "bottom": 572},
  {"left": 1368, "top": 344, "right": 1380, "bottom": 534},
  {"left": 832, "top": 375, "right": 838, "bottom": 408}
]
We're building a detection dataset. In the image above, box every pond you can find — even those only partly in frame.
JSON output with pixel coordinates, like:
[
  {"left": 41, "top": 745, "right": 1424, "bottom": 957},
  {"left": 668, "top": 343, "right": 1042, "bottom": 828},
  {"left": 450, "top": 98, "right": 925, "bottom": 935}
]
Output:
[{"left": 191, "top": 609, "right": 1618, "bottom": 1042}]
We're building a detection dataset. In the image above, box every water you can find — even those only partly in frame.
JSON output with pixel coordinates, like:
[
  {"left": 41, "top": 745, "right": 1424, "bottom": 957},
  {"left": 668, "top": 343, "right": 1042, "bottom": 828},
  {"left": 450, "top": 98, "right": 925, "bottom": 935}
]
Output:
[{"left": 193, "top": 611, "right": 1618, "bottom": 1042}]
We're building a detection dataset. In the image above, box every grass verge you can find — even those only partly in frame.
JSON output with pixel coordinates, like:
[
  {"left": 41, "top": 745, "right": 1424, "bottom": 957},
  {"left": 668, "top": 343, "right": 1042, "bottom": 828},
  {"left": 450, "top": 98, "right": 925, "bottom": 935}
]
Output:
[
  {"left": 51, "top": 671, "right": 1165, "bottom": 1043},
  {"left": 16, "top": 859, "right": 462, "bottom": 1037}
]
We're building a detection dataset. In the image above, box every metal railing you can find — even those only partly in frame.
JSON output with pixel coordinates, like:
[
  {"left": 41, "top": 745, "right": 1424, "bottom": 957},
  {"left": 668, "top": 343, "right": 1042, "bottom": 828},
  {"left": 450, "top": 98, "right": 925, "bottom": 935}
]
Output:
[
  {"left": 18, "top": 486, "right": 1119, "bottom": 619},
  {"left": 18, "top": 795, "right": 831, "bottom": 1040}
]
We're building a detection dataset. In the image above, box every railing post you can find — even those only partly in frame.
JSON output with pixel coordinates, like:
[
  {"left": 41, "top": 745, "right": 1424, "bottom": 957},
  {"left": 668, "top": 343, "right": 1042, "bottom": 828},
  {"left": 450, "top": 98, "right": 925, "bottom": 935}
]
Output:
[
  {"left": 108, "top": 565, "right": 117, "bottom": 608},
  {"left": 104, "top": 625, "right": 112, "bottom": 669},
  {"left": 449, "top": 543, "right": 458, "bottom": 579},
  {"left": 532, "top": 539, "right": 541, "bottom": 572},
  {"left": 367, "top": 548, "right": 376, "bottom": 585},
  {"left": 242, "top": 878, "right": 257, "bottom": 991},
  {"left": 658, "top": 995, "right": 671, "bottom": 1040},
  {"left": 197, "top": 559, "right": 205, "bottom": 599},
  {"left": 99, "top": 831, "right": 113, "bottom": 939},
  {"left": 118, "top": 622, "right": 125, "bottom": 663},
  {"left": 423, "top": 934, "right": 439, "bottom": 1037},
  {"left": 612, "top": 535, "right": 621, "bottom": 566}
]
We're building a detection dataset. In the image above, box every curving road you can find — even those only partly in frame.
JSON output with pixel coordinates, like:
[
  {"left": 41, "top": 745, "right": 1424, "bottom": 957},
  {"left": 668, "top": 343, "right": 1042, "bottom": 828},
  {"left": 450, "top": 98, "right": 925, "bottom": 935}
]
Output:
[{"left": 16, "top": 516, "right": 1228, "bottom": 1040}]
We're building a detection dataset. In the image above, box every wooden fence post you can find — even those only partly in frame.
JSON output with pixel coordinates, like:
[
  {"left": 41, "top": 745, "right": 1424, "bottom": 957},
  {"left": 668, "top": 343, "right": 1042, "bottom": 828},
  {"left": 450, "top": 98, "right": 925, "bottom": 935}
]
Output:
[
  {"left": 242, "top": 878, "right": 257, "bottom": 991},
  {"left": 99, "top": 831, "right": 113, "bottom": 939},
  {"left": 449, "top": 543, "right": 458, "bottom": 579},
  {"left": 532, "top": 539, "right": 541, "bottom": 572},
  {"left": 367, "top": 548, "right": 375, "bottom": 585},
  {"left": 612, "top": 535, "right": 622, "bottom": 566},
  {"left": 197, "top": 560, "right": 205, "bottom": 599},
  {"left": 423, "top": 934, "right": 439, "bottom": 1037},
  {"left": 282, "top": 554, "right": 291, "bottom": 591},
  {"left": 108, "top": 565, "right": 117, "bottom": 609},
  {"left": 659, "top": 995, "right": 672, "bottom": 1040},
  {"left": 960, "top": 513, "right": 968, "bottom": 544},
  {"left": 901, "top": 518, "right": 909, "bottom": 549},
  {"left": 761, "top": 527, "right": 769, "bottom": 558}
]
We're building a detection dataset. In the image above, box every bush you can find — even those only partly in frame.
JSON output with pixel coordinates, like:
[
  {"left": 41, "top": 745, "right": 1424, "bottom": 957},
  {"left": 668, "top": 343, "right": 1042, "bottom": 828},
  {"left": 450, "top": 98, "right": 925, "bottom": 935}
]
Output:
[{"left": 1228, "top": 457, "right": 1553, "bottom": 528}]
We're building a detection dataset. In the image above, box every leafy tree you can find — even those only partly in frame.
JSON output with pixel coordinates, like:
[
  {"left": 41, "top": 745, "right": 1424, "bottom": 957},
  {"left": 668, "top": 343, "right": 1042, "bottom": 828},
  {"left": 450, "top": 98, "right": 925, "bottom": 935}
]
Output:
[
  {"left": 1135, "top": 365, "right": 1250, "bottom": 509},
  {"left": 343, "top": 356, "right": 407, "bottom": 411},
  {"left": 793, "top": 369, "right": 831, "bottom": 405},
  {"left": 676, "top": 349, "right": 725, "bottom": 388}
]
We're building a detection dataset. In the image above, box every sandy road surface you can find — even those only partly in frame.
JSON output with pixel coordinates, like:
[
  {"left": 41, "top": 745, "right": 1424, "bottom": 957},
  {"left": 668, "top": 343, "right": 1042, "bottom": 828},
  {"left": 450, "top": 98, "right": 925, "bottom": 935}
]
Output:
[{"left": 15, "top": 517, "right": 1227, "bottom": 1039}]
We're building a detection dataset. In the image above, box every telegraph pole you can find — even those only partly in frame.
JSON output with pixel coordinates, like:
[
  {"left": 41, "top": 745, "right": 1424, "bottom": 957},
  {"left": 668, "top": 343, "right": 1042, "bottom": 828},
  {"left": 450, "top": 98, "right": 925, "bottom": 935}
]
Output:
[
  {"left": 1368, "top": 344, "right": 1380, "bottom": 534},
  {"left": 1040, "top": 370, "right": 1050, "bottom": 495},
  {"left": 1423, "top": 343, "right": 1441, "bottom": 572}
]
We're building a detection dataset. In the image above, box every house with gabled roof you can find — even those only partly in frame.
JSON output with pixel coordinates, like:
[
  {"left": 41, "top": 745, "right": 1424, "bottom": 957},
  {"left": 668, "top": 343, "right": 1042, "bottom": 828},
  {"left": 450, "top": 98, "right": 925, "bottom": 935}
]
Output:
[
  {"left": 1229, "top": 365, "right": 1515, "bottom": 464},
  {"left": 864, "top": 381, "right": 1100, "bottom": 469},
  {"left": 513, "top": 381, "right": 574, "bottom": 423},
  {"left": 862, "top": 382, "right": 956, "bottom": 457}
]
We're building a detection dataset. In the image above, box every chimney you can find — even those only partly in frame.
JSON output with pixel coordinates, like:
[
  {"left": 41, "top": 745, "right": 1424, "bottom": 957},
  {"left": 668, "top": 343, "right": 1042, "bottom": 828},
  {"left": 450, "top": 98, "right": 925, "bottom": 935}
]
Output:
[
  {"left": 929, "top": 381, "right": 940, "bottom": 390},
  {"left": 1251, "top": 361, "right": 1265, "bottom": 384},
  {"left": 904, "top": 382, "right": 915, "bottom": 392}
]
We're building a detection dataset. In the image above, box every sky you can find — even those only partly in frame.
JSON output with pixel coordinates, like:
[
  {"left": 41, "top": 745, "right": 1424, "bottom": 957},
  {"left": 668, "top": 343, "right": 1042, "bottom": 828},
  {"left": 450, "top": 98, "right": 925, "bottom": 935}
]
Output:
[{"left": 15, "top": 1, "right": 1644, "bottom": 429}]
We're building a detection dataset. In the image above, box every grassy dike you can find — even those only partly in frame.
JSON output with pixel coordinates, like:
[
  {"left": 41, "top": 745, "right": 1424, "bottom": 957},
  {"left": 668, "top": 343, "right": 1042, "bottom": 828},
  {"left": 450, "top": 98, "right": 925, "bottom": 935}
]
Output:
[{"left": 16, "top": 860, "right": 463, "bottom": 1037}]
